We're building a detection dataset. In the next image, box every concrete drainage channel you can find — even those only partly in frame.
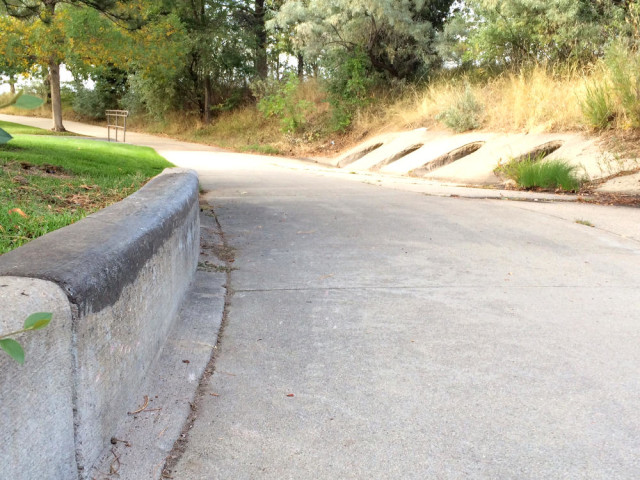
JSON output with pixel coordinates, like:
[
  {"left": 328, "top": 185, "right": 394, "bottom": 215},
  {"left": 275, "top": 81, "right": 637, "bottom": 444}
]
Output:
[
  {"left": 0, "top": 168, "right": 228, "bottom": 479},
  {"left": 409, "top": 141, "right": 486, "bottom": 177},
  {"left": 324, "top": 129, "right": 636, "bottom": 191}
]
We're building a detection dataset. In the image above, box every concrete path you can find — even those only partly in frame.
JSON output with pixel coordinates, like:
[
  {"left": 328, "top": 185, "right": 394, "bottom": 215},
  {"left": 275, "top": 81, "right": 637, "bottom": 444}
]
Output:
[{"left": 3, "top": 114, "right": 640, "bottom": 478}]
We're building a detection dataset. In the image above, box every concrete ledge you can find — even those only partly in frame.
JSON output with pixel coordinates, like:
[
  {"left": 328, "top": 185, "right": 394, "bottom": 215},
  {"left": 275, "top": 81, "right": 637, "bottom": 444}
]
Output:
[{"left": 0, "top": 168, "right": 200, "bottom": 478}]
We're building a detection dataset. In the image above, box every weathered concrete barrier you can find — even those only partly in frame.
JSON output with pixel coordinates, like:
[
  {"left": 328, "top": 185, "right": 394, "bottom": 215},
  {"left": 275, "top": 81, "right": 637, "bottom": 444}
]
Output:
[{"left": 0, "top": 168, "right": 200, "bottom": 479}]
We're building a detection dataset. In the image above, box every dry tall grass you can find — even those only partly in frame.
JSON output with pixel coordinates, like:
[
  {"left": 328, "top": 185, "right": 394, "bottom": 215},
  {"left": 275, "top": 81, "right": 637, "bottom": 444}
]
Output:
[{"left": 356, "top": 65, "right": 595, "bottom": 137}]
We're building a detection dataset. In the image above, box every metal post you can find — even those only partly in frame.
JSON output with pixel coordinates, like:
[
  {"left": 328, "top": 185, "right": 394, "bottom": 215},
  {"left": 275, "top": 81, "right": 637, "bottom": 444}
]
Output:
[{"left": 105, "top": 110, "right": 129, "bottom": 143}]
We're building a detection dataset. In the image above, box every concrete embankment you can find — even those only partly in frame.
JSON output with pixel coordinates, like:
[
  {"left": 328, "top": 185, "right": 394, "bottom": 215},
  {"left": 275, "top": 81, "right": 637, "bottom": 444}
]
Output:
[{"left": 0, "top": 168, "right": 200, "bottom": 479}]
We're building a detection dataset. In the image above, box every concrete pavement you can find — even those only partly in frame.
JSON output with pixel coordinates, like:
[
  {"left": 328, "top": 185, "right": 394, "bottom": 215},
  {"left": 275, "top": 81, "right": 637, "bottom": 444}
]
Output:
[
  {"left": 3, "top": 114, "right": 640, "bottom": 478},
  {"left": 169, "top": 161, "right": 640, "bottom": 479}
]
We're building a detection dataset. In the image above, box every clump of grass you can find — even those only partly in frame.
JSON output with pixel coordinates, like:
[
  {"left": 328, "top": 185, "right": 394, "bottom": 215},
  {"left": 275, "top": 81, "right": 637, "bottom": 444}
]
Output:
[
  {"left": 435, "top": 85, "right": 484, "bottom": 132},
  {"left": 605, "top": 43, "right": 640, "bottom": 128},
  {"left": 580, "top": 81, "right": 615, "bottom": 129},
  {"left": 496, "top": 156, "right": 584, "bottom": 191},
  {"left": 0, "top": 132, "right": 172, "bottom": 253}
]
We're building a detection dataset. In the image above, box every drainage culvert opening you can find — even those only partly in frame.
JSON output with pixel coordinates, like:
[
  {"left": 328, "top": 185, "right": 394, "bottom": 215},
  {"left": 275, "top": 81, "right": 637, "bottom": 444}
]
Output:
[
  {"left": 409, "top": 141, "right": 485, "bottom": 177},
  {"left": 337, "top": 142, "right": 384, "bottom": 168},
  {"left": 493, "top": 140, "right": 565, "bottom": 179},
  {"left": 493, "top": 140, "right": 583, "bottom": 191},
  {"left": 510, "top": 140, "right": 564, "bottom": 164},
  {"left": 370, "top": 143, "right": 424, "bottom": 171}
]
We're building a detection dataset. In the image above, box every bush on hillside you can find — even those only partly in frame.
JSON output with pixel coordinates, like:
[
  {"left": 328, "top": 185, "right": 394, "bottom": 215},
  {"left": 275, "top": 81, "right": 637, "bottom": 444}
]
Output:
[
  {"left": 325, "top": 49, "right": 378, "bottom": 132},
  {"left": 436, "top": 85, "right": 484, "bottom": 132},
  {"left": 255, "top": 73, "right": 315, "bottom": 133},
  {"left": 581, "top": 81, "right": 616, "bottom": 129}
]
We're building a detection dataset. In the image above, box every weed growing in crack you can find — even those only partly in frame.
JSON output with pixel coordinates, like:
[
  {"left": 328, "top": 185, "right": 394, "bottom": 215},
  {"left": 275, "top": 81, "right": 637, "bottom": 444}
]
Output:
[{"left": 575, "top": 219, "right": 595, "bottom": 227}]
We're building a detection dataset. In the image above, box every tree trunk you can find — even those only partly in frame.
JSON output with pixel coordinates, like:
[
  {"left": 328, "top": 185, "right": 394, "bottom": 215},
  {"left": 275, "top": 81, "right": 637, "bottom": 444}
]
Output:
[
  {"left": 203, "top": 75, "right": 212, "bottom": 124},
  {"left": 297, "top": 52, "right": 304, "bottom": 79},
  {"left": 45, "top": 1, "right": 65, "bottom": 131},
  {"left": 9, "top": 76, "right": 16, "bottom": 95},
  {"left": 48, "top": 59, "right": 65, "bottom": 132},
  {"left": 254, "top": 0, "right": 268, "bottom": 79}
]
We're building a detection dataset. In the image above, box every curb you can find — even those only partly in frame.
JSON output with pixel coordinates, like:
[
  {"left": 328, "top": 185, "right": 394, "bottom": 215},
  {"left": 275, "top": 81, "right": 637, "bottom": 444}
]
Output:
[{"left": 0, "top": 168, "right": 200, "bottom": 479}]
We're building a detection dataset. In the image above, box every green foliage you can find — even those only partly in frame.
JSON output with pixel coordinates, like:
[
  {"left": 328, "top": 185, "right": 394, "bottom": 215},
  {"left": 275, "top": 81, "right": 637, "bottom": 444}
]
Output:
[
  {"left": 436, "top": 86, "right": 484, "bottom": 132},
  {"left": 72, "top": 67, "right": 127, "bottom": 120},
  {"left": 0, "top": 339, "right": 24, "bottom": 364},
  {"left": 0, "top": 127, "right": 12, "bottom": 145},
  {"left": 325, "top": 49, "right": 376, "bottom": 132},
  {"left": 273, "top": 0, "right": 454, "bottom": 80},
  {"left": 72, "top": 87, "right": 111, "bottom": 119},
  {"left": 256, "top": 72, "right": 315, "bottom": 133},
  {"left": 496, "top": 157, "right": 584, "bottom": 191},
  {"left": 604, "top": 43, "right": 640, "bottom": 127},
  {"left": 579, "top": 42, "right": 640, "bottom": 129},
  {"left": 447, "top": 0, "right": 628, "bottom": 68},
  {"left": 0, "top": 312, "right": 52, "bottom": 364},
  {"left": 580, "top": 81, "right": 615, "bottom": 129}
]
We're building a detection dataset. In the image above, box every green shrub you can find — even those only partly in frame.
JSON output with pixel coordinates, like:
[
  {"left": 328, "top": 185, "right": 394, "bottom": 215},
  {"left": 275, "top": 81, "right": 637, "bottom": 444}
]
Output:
[
  {"left": 256, "top": 72, "right": 315, "bottom": 133},
  {"left": 604, "top": 43, "right": 640, "bottom": 127},
  {"left": 325, "top": 49, "right": 377, "bottom": 132},
  {"left": 580, "top": 81, "right": 615, "bottom": 129},
  {"left": 72, "top": 87, "right": 110, "bottom": 120},
  {"left": 496, "top": 157, "right": 584, "bottom": 191},
  {"left": 72, "top": 68, "right": 128, "bottom": 120},
  {"left": 436, "top": 86, "right": 484, "bottom": 132}
]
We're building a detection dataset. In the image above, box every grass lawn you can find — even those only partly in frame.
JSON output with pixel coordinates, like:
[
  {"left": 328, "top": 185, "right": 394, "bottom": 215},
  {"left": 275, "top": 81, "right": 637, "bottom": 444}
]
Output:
[
  {"left": 0, "top": 119, "right": 76, "bottom": 136},
  {"left": 0, "top": 125, "right": 173, "bottom": 254}
]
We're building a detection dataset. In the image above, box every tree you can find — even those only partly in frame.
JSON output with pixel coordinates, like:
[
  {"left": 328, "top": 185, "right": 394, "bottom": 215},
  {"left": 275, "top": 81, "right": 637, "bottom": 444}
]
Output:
[
  {"left": 0, "top": 15, "right": 32, "bottom": 93},
  {"left": 62, "top": 4, "right": 188, "bottom": 120},
  {"left": 439, "top": 0, "right": 628, "bottom": 69},
  {"left": 1, "top": 0, "right": 139, "bottom": 131},
  {"left": 272, "top": 0, "right": 454, "bottom": 80},
  {"left": 159, "top": 0, "right": 256, "bottom": 123}
]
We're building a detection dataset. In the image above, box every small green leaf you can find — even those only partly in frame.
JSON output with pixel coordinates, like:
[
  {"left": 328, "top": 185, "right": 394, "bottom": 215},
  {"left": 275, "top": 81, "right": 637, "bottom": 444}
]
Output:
[
  {"left": 23, "top": 312, "right": 52, "bottom": 330},
  {"left": 0, "top": 128, "right": 12, "bottom": 145},
  {"left": 0, "top": 339, "right": 25, "bottom": 364}
]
